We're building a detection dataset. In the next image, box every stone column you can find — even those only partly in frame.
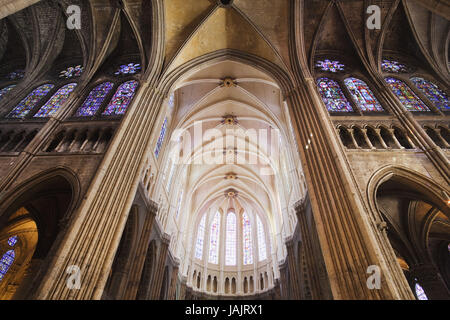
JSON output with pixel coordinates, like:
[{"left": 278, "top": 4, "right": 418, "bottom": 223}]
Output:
[
  {"left": 409, "top": 263, "right": 450, "bottom": 300},
  {"left": 123, "top": 199, "right": 158, "bottom": 299},
  {"left": 389, "top": 129, "right": 405, "bottom": 149},
  {"left": 149, "top": 235, "right": 170, "bottom": 300},
  {"left": 278, "top": 260, "right": 289, "bottom": 299},
  {"left": 294, "top": 199, "right": 325, "bottom": 299},
  {"left": 286, "top": 79, "right": 413, "bottom": 299},
  {"left": 167, "top": 264, "right": 179, "bottom": 300},
  {"left": 285, "top": 237, "right": 301, "bottom": 299},
  {"left": 361, "top": 129, "right": 376, "bottom": 149},
  {"left": 348, "top": 129, "right": 361, "bottom": 149},
  {"left": 33, "top": 84, "right": 166, "bottom": 299}
]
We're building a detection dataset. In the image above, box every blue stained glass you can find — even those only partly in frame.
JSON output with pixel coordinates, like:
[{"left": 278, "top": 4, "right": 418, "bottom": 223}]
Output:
[
  {"left": 382, "top": 60, "right": 407, "bottom": 73},
  {"left": 76, "top": 82, "right": 114, "bottom": 116},
  {"left": 243, "top": 212, "right": 253, "bottom": 265},
  {"left": 154, "top": 117, "right": 168, "bottom": 159},
  {"left": 410, "top": 77, "right": 449, "bottom": 111},
  {"left": 34, "top": 83, "right": 78, "bottom": 117},
  {"left": 208, "top": 212, "right": 221, "bottom": 265},
  {"left": 6, "top": 69, "right": 25, "bottom": 80},
  {"left": 7, "top": 236, "right": 17, "bottom": 247},
  {"left": 344, "top": 77, "right": 384, "bottom": 112},
  {"left": 59, "top": 65, "right": 83, "bottom": 79},
  {"left": 316, "top": 59, "right": 344, "bottom": 73},
  {"left": 7, "top": 84, "right": 55, "bottom": 118},
  {"left": 0, "top": 85, "right": 16, "bottom": 102},
  {"left": 385, "top": 77, "right": 430, "bottom": 112},
  {"left": 225, "top": 212, "right": 236, "bottom": 266},
  {"left": 102, "top": 80, "right": 139, "bottom": 115},
  {"left": 114, "top": 63, "right": 141, "bottom": 76},
  {"left": 0, "top": 250, "right": 15, "bottom": 281},
  {"left": 415, "top": 283, "right": 428, "bottom": 300},
  {"left": 195, "top": 215, "right": 206, "bottom": 260},
  {"left": 317, "top": 78, "right": 353, "bottom": 112}
]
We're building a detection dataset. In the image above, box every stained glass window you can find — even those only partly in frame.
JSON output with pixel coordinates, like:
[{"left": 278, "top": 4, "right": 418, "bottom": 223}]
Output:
[
  {"left": 175, "top": 190, "right": 183, "bottom": 219},
  {"left": 195, "top": 214, "right": 206, "bottom": 260},
  {"left": 208, "top": 212, "right": 221, "bottom": 265},
  {"left": 317, "top": 78, "right": 353, "bottom": 112},
  {"left": 257, "top": 216, "right": 267, "bottom": 262},
  {"left": 102, "top": 80, "right": 138, "bottom": 116},
  {"left": 6, "top": 69, "right": 25, "bottom": 80},
  {"left": 382, "top": 60, "right": 406, "bottom": 73},
  {"left": 34, "top": 83, "right": 78, "bottom": 117},
  {"left": 154, "top": 117, "right": 168, "bottom": 159},
  {"left": 344, "top": 77, "right": 384, "bottom": 112},
  {"left": 0, "top": 250, "right": 15, "bottom": 281},
  {"left": 243, "top": 212, "right": 253, "bottom": 265},
  {"left": 385, "top": 77, "right": 430, "bottom": 112},
  {"left": 316, "top": 60, "right": 344, "bottom": 73},
  {"left": 410, "top": 77, "right": 449, "bottom": 111},
  {"left": 0, "top": 235, "right": 18, "bottom": 282},
  {"left": 114, "top": 63, "right": 141, "bottom": 76},
  {"left": 59, "top": 65, "right": 83, "bottom": 79},
  {"left": 0, "top": 85, "right": 16, "bottom": 102},
  {"left": 7, "top": 84, "right": 55, "bottom": 118},
  {"left": 7, "top": 236, "right": 18, "bottom": 247},
  {"left": 76, "top": 82, "right": 114, "bottom": 117},
  {"left": 168, "top": 92, "right": 175, "bottom": 109},
  {"left": 415, "top": 283, "right": 428, "bottom": 300},
  {"left": 225, "top": 212, "right": 237, "bottom": 266}
]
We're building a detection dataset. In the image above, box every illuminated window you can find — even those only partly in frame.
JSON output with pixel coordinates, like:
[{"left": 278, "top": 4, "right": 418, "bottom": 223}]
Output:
[
  {"left": 154, "top": 117, "right": 168, "bottom": 159},
  {"left": 59, "top": 65, "right": 83, "bottom": 79},
  {"left": 0, "top": 85, "right": 16, "bottom": 102},
  {"left": 415, "top": 283, "right": 428, "bottom": 300},
  {"left": 316, "top": 60, "right": 344, "bottom": 73},
  {"left": 114, "top": 63, "right": 141, "bottom": 76},
  {"left": 382, "top": 60, "right": 406, "bottom": 73},
  {"left": 0, "top": 236, "right": 18, "bottom": 282},
  {"left": 242, "top": 212, "right": 253, "bottom": 265},
  {"left": 5, "top": 69, "right": 25, "bottom": 81},
  {"left": 225, "top": 212, "right": 237, "bottom": 266},
  {"left": 76, "top": 82, "right": 114, "bottom": 116},
  {"left": 7, "top": 84, "right": 54, "bottom": 118},
  {"left": 257, "top": 216, "right": 267, "bottom": 262},
  {"left": 344, "top": 77, "right": 384, "bottom": 112},
  {"left": 317, "top": 78, "right": 353, "bottom": 112},
  {"left": 34, "top": 83, "right": 78, "bottom": 117},
  {"left": 385, "top": 77, "right": 430, "bottom": 112},
  {"left": 410, "top": 77, "right": 449, "bottom": 111},
  {"left": 195, "top": 215, "right": 206, "bottom": 260},
  {"left": 102, "top": 80, "right": 139, "bottom": 115},
  {"left": 208, "top": 212, "right": 221, "bottom": 264}
]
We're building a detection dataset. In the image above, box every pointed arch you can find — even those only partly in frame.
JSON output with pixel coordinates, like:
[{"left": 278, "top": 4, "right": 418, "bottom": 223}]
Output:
[
  {"left": 6, "top": 84, "right": 54, "bottom": 118},
  {"left": 344, "top": 77, "right": 384, "bottom": 112},
  {"left": 257, "top": 215, "right": 267, "bottom": 262},
  {"left": 75, "top": 82, "right": 115, "bottom": 116},
  {"left": 34, "top": 83, "right": 78, "bottom": 118},
  {"left": 316, "top": 77, "right": 353, "bottom": 112},
  {"left": 385, "top": 77, "right": 430, "bottom": 112},
  {"left": 102, "top": 80, "right": 139, "bottom": 116},
  {"left": 242, "top": 211, "right": 253, "bottom": 265},
  {"left": 208, "top": 211, "right": 221, "bottom": 264},
  {"left": 225, "top": 211, "right": 237, "bottom": 266},
  {"left": 194, "top": 214, "right": 206, "bottom": 260}
]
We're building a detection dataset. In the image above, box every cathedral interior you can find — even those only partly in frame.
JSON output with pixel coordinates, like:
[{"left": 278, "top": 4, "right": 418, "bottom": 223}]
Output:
[{"left": 0, "top": 0, "right": 449, "bottom": 300}]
